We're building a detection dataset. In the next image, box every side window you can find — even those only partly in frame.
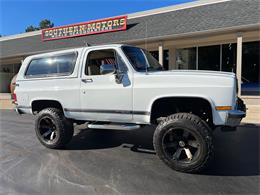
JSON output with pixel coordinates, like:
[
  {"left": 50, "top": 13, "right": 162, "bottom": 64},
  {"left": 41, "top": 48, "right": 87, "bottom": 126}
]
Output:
[
  {"left": 25, "top": 52, "right": 77, "bottom": 78},
  {"left": 85, "top": 49, "right": 127, "bottom": 76}
]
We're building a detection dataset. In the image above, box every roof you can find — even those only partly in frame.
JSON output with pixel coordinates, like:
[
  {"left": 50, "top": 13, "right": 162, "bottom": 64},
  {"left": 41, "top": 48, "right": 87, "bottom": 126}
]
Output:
[
  {"left": 22, "top": 44, "right": 126, "bottom": 59},
  {"left": 0, "top": 0, "right": 230, "bottom": 41},
  {"left": 1, "top": 0, "right": 259, "bottom": 59}
]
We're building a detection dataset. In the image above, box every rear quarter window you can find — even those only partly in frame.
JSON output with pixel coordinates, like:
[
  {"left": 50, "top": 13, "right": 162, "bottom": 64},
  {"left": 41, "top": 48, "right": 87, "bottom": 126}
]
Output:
[{"left": 25, "top": 52, "right": 78, "bottom": 78}]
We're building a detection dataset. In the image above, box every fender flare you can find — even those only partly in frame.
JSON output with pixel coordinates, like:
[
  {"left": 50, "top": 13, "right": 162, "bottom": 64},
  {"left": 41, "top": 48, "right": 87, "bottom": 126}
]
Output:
[{"left": 148, "top": 95, "right": 216, "bottom": 123}]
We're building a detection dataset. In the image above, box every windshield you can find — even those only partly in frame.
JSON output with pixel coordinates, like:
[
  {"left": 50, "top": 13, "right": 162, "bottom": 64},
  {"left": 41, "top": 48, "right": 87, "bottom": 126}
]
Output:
[{"left": 122, "top": 46, "right": 163, "bottom": 72}]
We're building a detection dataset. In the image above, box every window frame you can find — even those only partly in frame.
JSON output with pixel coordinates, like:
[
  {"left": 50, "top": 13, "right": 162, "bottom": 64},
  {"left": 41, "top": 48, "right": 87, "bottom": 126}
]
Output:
[
  {"left": 84, "top": 48, "right": 127, "bottom": 76},
  {"left": 121, "top": 46, "right": 163, "bottom": 72},
  {"left": 24, "top": 51, "right": 78, "bottom": 79}
]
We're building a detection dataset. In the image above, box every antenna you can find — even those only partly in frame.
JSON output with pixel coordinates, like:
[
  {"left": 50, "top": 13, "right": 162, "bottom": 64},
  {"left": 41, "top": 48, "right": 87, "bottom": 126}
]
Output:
[{"left": 145, "top": 21, "right": 148, "bottom": 74}]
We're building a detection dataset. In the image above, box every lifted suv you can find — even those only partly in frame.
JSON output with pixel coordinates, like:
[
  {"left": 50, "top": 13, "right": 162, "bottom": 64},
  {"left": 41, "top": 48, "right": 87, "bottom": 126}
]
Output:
[{"left": 14, "top": 44, "right": 246, "bottom": 173}]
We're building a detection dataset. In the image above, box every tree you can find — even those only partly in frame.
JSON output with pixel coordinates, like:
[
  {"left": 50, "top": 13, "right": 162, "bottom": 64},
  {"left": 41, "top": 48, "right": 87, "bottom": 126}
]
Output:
[
  {"left": 25, "top": 25, "right": 39, "bottom": 32},
  {"left": 25, "top": 19, "right": 54, "bottom": 32},
  {"left": 39, "top": 19, "right": 54, "bottom": 29}
]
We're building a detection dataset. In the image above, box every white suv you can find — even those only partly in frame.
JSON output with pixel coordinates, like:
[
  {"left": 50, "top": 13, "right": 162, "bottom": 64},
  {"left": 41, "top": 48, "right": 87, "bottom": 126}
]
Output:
[{"left": 14, "top": 44, "right": 246, "bottom": 173}]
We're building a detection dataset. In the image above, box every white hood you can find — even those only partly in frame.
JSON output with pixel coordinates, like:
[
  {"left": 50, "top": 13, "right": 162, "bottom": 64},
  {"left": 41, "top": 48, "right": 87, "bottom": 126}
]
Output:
[{"left": 146, "top": 70, "right": 236, "bottom": 79}]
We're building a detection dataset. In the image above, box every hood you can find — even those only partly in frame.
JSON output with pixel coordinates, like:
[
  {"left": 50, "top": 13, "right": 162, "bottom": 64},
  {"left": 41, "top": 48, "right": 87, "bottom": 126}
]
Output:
[
  {"left": 134, "top": 69, "right": 236, "bottom": 92},
  {"left": 146, "top": 70, "right": 236, "bottom": 78}
]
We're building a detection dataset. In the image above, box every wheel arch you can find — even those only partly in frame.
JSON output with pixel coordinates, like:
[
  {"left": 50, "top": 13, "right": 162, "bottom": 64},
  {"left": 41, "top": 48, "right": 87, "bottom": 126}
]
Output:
[
  {"left": 31, "top": 98, "right": 64, "bottom": 114},
  {"left": 149, "top": 95, "right": 216, "bottom": 126}
]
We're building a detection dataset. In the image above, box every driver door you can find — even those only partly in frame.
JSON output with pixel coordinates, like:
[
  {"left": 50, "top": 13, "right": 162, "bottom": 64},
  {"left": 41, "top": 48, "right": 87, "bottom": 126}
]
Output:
[{"left": 79, "top": 47, "right": 133, "bottom": 122}]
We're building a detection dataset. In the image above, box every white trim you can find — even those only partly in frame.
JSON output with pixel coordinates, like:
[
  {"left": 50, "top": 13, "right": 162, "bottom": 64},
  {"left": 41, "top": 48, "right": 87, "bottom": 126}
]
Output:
[
  {"left": 0, "top": 0, "right": 231, "bottom": 42},
  {"left": 236, "top": 34, "right": 243, "bottom": 96},
  {"left": 0, "top": 30, "right": 41, "bottom": 41}
]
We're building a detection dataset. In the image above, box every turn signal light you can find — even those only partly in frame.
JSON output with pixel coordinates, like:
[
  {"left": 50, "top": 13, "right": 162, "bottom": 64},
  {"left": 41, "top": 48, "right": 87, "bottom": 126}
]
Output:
[{"left": 215, "top": 106, "right": 232, "bottom": 111}]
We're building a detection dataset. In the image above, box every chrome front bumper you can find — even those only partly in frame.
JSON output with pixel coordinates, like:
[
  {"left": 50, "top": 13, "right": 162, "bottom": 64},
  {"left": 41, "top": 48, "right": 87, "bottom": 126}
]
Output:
[
  {"left": 222, "top": 97, "right": 246, "bottom": 130},
  {"left": 226, "top": 110, "right": 246, "bottom": 127}
]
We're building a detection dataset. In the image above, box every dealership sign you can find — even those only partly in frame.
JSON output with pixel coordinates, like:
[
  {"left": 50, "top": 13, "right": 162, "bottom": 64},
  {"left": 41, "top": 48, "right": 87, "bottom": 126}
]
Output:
[{"left": 42, "top": 16, "right": 127, "bottom": 41}]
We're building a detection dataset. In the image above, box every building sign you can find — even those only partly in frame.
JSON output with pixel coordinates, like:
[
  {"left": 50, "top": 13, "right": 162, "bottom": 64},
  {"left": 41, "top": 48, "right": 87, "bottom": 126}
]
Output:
[{"left": 42, "top": 16, "right": 127, "bottom": 41}]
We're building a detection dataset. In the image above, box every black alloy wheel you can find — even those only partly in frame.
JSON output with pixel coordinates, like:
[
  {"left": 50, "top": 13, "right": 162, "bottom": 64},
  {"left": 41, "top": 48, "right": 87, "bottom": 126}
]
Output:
[
  {"left": 38, "top": 116, "right": 58, "bottom": 144},
  {"left": 35, "top": 108, "right": 74, "bottom": 149},
  {"left": 162, "top": 128, "right": 201, "bottom": 163},
  {"left": 153, "top": 113, "right": 213, "bottom": 173}
]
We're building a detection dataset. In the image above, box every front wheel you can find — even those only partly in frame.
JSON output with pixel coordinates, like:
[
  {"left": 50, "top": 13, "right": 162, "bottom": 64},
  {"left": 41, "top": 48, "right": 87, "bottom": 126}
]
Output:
[
  {"left": 35, "top": 108, "right": 74, "bottom": 149},
  {"left": 153, "top": 113, "right": 213, "bottom": 173}
]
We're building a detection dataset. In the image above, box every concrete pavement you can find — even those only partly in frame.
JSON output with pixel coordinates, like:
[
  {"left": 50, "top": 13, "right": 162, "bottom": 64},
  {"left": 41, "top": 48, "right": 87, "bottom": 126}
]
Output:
[{"left": 0, "top": 110, "right": 259, "bottom": 194}]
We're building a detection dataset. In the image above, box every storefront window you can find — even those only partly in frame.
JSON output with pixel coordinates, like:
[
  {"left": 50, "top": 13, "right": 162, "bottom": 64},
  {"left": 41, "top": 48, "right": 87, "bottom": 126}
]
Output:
[
  {"left": 0, "top": 63, "right": 21, "bottom": 93},
  {"left": 222, "top": 43, "right": 237, "bottom": 72},
  {"left": 241, "top": 41, "right": 260, "bottom": 96},
  {"left": 150, "top": 50, "right": 169, "bottom": 70},
  {"left": 176, "top": 47, "right": 196, "bottom": 70},
  {"left": 198, "top": 45, "right": 220, "bottom": 71},
  {"left": 174, "top": 41, "right": 259, "bottom": 96}
]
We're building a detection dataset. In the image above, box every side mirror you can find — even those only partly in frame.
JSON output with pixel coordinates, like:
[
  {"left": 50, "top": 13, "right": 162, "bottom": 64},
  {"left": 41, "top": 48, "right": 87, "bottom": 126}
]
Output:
[
  {"left": 100, "top": 64, "right": 115, "bottom": 75},
  {"left": 115, "top": 69, "right": 125, "bottom": 84}
]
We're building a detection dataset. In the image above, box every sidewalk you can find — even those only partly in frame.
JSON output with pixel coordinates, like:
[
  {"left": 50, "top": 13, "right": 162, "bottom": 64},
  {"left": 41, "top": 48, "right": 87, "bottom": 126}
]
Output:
[
  {"left": 242, "top": 105, "right": 260, "bottom": 125},
  {"left": 0, "top": 93, "right": 14, "bottom": 110}
]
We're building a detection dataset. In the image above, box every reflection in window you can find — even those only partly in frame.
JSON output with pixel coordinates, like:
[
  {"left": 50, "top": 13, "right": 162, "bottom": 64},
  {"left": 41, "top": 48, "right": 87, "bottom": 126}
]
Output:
[
  {"left": 222, "top": 43, "right": 237, "bottom": 72},
  {"left": 86, "top": 49, "right": 116, "bottom": 76},
  {"left": 173, "top": 41, "right": 259, "bottom": 96},
  {"left": 198, "top": 45, "right": 220, "bottom": 71},
  {"left": 241, "top": 41, "right": 260, "bottom": 96},
  {"left": 150, "top": 50, "right": 169, "bottom": 70},
  {"left": 176, "top": 47, "right": 196, "bottom": 70},
  {"left": 26, "top": 52, "right": 77, "bottom": 77}
]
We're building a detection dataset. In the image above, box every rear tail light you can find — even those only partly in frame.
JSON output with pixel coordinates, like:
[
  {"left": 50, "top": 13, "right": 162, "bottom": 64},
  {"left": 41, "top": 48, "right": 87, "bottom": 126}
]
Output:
[{"left": 12, "top": 93, "right": 17, "bottom": 103}]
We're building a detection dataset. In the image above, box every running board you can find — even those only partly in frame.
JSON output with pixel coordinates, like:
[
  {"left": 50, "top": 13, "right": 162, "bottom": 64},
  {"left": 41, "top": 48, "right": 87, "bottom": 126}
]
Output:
[{"left": 87, "top": 123, "right": 140, "bottom": 130}]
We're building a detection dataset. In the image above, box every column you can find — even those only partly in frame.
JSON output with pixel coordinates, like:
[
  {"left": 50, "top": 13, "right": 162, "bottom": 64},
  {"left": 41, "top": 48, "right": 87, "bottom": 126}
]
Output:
[
  {"left": 236, "top": 34, "right": 243, "bottom": 96},
  {"left": 158, "top": 43, "right": 164, "bottom": 66}
]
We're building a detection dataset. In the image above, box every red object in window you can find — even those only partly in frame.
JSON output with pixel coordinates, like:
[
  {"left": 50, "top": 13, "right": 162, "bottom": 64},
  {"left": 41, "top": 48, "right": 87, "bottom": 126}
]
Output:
[{"left": 105, "top": 58, "right": 115, "bottom": 64}]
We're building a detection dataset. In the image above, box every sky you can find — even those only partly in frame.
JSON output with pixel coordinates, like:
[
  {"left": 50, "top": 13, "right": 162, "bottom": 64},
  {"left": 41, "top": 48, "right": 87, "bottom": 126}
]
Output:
[{"left": 0, "top": 0, "right": 194, "bottom": 36}]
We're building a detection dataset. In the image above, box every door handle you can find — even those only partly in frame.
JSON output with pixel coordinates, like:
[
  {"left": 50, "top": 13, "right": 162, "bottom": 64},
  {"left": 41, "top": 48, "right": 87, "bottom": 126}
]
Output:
[{"left": 81, "top": 78, "right": 93, "bottom": 83}]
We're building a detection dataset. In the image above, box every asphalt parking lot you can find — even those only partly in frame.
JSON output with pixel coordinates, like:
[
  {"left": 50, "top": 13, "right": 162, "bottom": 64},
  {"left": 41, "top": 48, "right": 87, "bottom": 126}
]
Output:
[{"left": 0, "top": 109, "right": 259, "bottom": 194}]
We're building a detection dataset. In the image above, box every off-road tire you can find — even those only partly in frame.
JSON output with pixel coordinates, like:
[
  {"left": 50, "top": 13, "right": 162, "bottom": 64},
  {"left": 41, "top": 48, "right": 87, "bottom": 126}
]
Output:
[
  {"left": 35, "top": 108, "right": 74, "bottom": 149},
  {"left": 153, "top": 113, "right": 213, "bottom": 173}
]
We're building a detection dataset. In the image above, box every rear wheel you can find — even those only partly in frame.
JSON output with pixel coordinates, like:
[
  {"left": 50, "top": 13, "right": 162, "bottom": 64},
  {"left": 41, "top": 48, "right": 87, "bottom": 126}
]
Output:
[
  {"left": 35, "top": 108, "right": 74, "bottom": 149},
  {"left": 153, "top": 113, "right": 213, "bottom": 173}
]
